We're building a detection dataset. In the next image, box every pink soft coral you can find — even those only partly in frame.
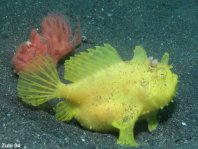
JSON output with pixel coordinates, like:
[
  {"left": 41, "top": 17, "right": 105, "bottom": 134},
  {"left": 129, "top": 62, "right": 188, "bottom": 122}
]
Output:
[{"left": 12, "top": 13, "right": 81, "bottom": 73}]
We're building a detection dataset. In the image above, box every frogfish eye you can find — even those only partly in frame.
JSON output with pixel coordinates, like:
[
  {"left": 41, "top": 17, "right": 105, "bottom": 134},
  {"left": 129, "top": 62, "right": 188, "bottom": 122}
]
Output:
[{"left": 157, "top": 69, "right": 167, "bottom": 79}]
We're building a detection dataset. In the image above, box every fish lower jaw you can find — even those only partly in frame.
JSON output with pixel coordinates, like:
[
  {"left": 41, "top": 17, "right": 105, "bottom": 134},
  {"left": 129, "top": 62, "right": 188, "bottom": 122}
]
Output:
[
  {"left": 141, "top": 100, "right": 168, "bottom": 114},
  {"left": 153, "top": 98, "right": 173, "bottom": 111}
]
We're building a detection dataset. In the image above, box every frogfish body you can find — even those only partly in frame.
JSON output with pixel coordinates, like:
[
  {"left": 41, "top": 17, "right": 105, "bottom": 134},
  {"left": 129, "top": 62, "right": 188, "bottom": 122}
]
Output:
[{"left": 17, "top": 44, "right": 178, "bottom": 146}]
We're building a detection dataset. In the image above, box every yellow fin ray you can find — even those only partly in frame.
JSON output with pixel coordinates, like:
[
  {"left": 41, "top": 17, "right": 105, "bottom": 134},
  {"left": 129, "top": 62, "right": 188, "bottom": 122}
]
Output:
[
  {"left": 55, "top": 101, "right": 76, "bottom": 121},
  {"left": 17, "top": 56, "right": 61, "bottom": 106},
  {"left": 64, "top": 44, "right": 122, "bottom": 82},
  {"left": 131, "top": 45, "right": 148, "bottom": 63}
]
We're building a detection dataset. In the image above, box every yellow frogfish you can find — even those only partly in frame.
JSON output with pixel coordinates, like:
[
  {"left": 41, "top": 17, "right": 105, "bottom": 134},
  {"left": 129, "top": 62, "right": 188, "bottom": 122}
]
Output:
[{"left": 17, "top": 44, "right": 178, "bottom": 146}]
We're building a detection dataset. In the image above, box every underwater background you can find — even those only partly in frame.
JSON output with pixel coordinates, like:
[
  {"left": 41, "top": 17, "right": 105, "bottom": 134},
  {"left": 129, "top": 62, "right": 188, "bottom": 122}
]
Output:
[{"left": 0, "top": 0, "right": 197, "bottom": 149}]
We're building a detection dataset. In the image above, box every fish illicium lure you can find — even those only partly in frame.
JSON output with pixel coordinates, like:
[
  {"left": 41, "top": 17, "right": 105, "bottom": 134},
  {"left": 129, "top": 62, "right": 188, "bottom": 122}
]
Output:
[{"left": 17, "top": 44, "right": 178, "bottom": 146}]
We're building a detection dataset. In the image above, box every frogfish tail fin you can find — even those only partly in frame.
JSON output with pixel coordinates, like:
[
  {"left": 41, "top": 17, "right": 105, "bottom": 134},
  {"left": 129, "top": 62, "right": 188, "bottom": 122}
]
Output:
[{"left": 17, "top": 56, "right": 64, "bottom": 106}]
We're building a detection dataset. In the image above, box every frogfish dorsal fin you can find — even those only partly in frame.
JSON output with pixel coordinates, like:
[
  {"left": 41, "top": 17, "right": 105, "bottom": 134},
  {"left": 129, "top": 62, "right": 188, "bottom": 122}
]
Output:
[
  {"left": 64, "top": 44, "right": 122, "bottom": 82},
  {"left": 160, "top": 52, "right": 169, "bottom": 65},
  {"left": 131, "top": 45, "right": 148, "bottom": 63}
]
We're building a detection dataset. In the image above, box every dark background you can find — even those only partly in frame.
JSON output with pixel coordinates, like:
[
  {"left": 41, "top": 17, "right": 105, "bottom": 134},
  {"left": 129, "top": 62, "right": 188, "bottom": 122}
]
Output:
[{"left": 0, "top": 0, "right": 198, "bottom": 148}]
